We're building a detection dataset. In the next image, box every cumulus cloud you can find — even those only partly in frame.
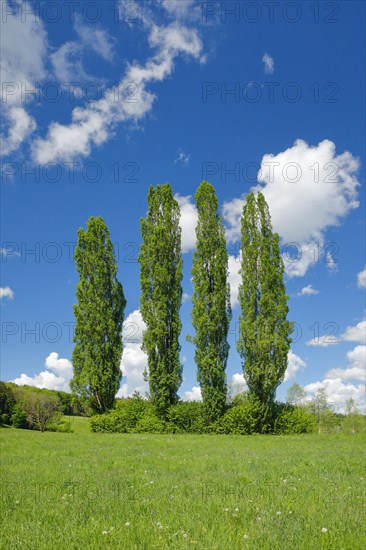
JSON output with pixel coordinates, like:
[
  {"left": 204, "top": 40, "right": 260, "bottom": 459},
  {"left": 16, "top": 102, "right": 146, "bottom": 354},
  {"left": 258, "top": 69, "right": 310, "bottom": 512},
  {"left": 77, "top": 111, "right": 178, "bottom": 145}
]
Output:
[
  {"left": 341, "top": 320, "right": 366, "bottom": 344},
  {"left": 304, "top": 378, "right": 365, "bottom": 413},
  {"left": 11, "top": 352, "right": 73, "bottom": 392},
  {"left": 262, "top": 52, "right": 274, "bottom": 75},
  {"left": 228, "top": 254, "right": 241, "bottom": 308},
  {"left": 357, "top": 266, "right": 366, "bottom": 289},
  {"left": 297, "top": 284, "right": 319, "bottom": 296},
  {"left": 326, "top": 345, "right": 365, "bottom": 382},
  {"left": 284, "top": 350, "right": 306, "bottom": 381},
  {"left": 174, "top": 194, "right": 198, "bottom": 253},
  {"left": 229, "top": 373, "right": 248, "bottom": 397},
  {"left": 306, "top": 335, "right": 339, "bottom": 347},
  {"left": 0, "top": 286, "right": 14, "bottom": 300},
  {"left": 182, "top": 385, "right": 202, "bottom": 401},
  {"left": 32, "top": 7, "right": 204, "bottom": 164},
  {"left": 117, "top": 310, "right": 149, "bottom": 398},
  {"left": 223, "top": 140, "right": 360, "bottom": 277},
  {"left": 0, "top": 0, "right": 47, "bottom": 155}
]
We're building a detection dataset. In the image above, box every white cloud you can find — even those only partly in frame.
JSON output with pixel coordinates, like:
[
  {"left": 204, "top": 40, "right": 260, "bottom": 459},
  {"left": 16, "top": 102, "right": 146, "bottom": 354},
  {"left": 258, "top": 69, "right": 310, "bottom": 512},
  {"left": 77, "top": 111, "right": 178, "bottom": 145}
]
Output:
[
  {"left": 223, "top": 140, "right": 360, "bottom": 278},
  {"left": 306, "top": 335, "right": 339, "bottom": 347},
  {"left": 297, "top": 284, "right": 319, "bottom": 296},
  {"left": 0, "top": 286, "right": 14, "bottom": 300},
  {"left": 228, "top": 254, "right": 241, "bottom": 308},
  {"left": 11, "top": 352, "right": 73, "bottom": 392},
  {"left": 229, "top": 373, "right": 248, "bottom": 397},
  {"left": 304, "top": 378, "right": 365, "bottom": 414},
  {"left": 174, "top": 194, "right": 198, "bottom": 253},
  {"left": 326, "top": 345, "right": 366, "bottom": 382},
  {"left": 51, "top": 15, "right": 115, "bottom": 85},
  {"left": 74, "top": 15, "right": 115, "bottom": 61},
  {"left": 326, "top": 251, "right": 338, "bottom": 272},
  {"left": 357, "top": 266, "right": 366, "bottom": 289},
  {"left": 284, "top": 350, "right": 306, "bottom": 381},
  {"left": 175, "top": 149, "right": 190, "bottom": 165},
  {"left": 33, "top": 11, "right": 203, "bottom": 164},
  {"left": 0, "top": 0, "right": 47, "bottom": 154},
  {"left": 161, "top": 0, "right": 197, "bottom": 19},
  {"left": 182, "top": 292, "right": 191, "bottom": 303},
  {"left": 342, "top": 320, "right": 366, "bottom": 344},
  {"left": 262, "top": 52, "right": 274, "bottom": 75},
  {"left": 117, "top": 310, "right": 149, "bottom": 398},
  {"left": 182, "top": 385, "right": 202, "bottom": 401},
  {"left": 222, "top": 197, "right": 245, "bottom": 243}
]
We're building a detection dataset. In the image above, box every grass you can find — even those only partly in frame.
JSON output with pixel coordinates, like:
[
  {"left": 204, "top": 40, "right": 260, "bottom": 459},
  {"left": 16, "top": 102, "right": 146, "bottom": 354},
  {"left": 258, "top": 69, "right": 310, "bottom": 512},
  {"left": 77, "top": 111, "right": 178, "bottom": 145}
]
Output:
[{"left": 0, "top": 424, "right": 365, "bottom": 549}]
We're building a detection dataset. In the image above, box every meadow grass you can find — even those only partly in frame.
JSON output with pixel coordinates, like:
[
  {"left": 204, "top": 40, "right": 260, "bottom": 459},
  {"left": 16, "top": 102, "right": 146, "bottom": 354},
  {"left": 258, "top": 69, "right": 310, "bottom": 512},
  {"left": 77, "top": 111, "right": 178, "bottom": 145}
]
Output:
[{"left": 1, "top": 423, "right": 365, "bottom": 549}]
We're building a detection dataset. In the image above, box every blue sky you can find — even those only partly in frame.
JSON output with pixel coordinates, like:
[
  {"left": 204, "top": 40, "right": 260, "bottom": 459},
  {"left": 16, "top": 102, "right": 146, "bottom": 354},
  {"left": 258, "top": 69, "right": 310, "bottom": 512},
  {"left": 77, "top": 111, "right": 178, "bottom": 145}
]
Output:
[{"left": 1, "top": 0, "right": 365, "bottom": 411}]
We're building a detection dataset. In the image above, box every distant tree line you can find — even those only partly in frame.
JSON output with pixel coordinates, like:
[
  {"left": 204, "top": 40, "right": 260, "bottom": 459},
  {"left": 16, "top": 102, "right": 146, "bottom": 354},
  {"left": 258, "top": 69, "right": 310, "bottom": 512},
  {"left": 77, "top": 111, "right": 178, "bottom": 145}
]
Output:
[{"left": 0, "top": 381, "right": 87, "bottom": 432}]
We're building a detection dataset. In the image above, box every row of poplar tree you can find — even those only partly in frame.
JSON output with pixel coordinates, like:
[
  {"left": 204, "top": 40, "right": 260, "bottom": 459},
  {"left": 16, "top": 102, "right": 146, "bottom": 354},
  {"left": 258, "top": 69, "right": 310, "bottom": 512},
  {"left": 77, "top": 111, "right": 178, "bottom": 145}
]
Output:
[{"left": 71, "top": 181, "right": 292, "bottom": 427}]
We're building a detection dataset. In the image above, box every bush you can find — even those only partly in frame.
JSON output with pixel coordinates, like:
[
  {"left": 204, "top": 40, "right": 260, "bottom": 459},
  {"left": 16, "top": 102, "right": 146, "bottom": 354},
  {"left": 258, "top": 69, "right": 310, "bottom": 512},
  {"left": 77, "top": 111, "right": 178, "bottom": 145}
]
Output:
[
  {"left": 132, "top": 413, "right": 167, "bottom": 433},
  {"left": 90, "top": 397, "right": 156, "bottom": 433},
  {"left": 47, "top": 419, "right": 73, "bottom": 433},
  {"left": 274, "top": 405, "right": 316, "bottom": 434},
  {"left": 217, "top": 396, "right": 263, "bottom": 435},
  {"left": 167, "top": 402, "right": 206, "bottom": 433}
]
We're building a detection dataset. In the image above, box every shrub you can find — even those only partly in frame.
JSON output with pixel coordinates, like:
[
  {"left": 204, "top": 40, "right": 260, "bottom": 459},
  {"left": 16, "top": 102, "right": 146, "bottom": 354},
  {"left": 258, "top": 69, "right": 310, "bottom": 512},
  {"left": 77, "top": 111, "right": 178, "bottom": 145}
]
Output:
[
  {"left": 167, "top": 402, "right": 206, "bottom": 433},
  {"left": 274, "top": 406, "right": 316, "bottom": 434},
  {"left": 218, "top": 396, "right": 263, "bottom": 435},
  {"left": 90, "top": 397, "right": 156, "bottom": 433},
  {"left": 132, "top": 413, "right": 167, "bottom": 433}
]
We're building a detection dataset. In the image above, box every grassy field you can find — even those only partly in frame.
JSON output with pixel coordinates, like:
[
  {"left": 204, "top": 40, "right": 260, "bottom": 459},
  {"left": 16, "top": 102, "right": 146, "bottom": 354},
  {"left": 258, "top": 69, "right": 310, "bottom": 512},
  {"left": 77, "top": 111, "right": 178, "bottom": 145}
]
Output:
[{"left": 1, "top": 420, "right": 365, "bottom": 549}]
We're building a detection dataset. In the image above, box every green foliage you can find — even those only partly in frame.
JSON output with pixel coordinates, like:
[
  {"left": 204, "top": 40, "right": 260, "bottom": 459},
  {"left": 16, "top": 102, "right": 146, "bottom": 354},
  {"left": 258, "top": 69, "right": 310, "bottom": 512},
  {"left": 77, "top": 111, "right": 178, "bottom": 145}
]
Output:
[
  {"left": 139, "top": 184, "right": 183, "bottom": 419},
  {"left": 237, "top": 192, "right": 292, "bottom": 429},
  {"left": 167, "top": 401, "right": 206, "bottom": 433},
  {"left": 11, "top": 404, "right": 28, "bottom": 429},
  {"left": 217, "top": 394, "right": 263, "bottom": 434},
  {"left": 274, "top": 405, "right": 316, "bottom": 434},
  {"left": 188, "top": 181, "right": 232, "bottom": 422},
  {"left": 71, "top": 216, "right": 126, "bottom": 414},
  {"left": 0, "top": 381, "right": 15, "bottom": 424},
  {"left": 286, "top": 383, "right": 307, "bottom": 406},
  {"left": 307, "top": 388, "right": 339, "bottom": 433},
  {"left": 132, "top": 413, "right": 167, "bottom": 434},
  {"left": 90, "top": 397, "right": 156, "bottom": 433}
]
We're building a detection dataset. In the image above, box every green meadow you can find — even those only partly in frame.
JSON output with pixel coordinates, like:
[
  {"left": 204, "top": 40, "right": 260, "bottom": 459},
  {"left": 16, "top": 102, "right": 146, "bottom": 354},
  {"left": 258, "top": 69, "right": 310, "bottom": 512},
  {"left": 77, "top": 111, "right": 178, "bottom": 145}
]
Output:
[{"left": 1, "top": 421, "right": 365, "bottom": 549}]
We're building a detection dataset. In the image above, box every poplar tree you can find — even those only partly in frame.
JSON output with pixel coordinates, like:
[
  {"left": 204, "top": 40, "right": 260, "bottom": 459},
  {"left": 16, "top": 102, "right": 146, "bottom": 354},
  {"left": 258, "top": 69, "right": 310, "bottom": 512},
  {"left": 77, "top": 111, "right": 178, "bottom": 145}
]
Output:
[
  {"left": 188, "top": 181, "right": 232, "bottom": 422},
  {"left": 237, "top": 192, "right": 292, "bottom": 429},
  {"left": 71, "top": 216, "right": 126, "bottom": 414},
  {"left": 139, "top": 184, "right": 183, "bottom": 418}
]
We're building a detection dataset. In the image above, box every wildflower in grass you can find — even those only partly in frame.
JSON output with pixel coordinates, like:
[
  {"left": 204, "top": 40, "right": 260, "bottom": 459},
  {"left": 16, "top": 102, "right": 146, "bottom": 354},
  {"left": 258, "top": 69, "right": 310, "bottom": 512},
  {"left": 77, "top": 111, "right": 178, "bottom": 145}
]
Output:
[
  {"left": 125, "top": 522, "right": 130, "bottom": 527},
  {"left": 234, "top": 507, "right": 239, "bottom": 512},
  {"left": 321, "top": 528, "right": 328, "bottom": 533},
  {"left": 110, "top": 527, "right": 114, "bottom": 531},
  {"left": 288, "top": 511, "right": 292, "bottom": 515},
  {"left": 224, "top": 508, "right": 230, "bottom": 512},
  {"left": 276, "top": 511, "right": 282, "bottom": 516},
  {"left": 243, "top": 535, "right": 249, "bottom": 540},
  {"left": 102, "top": 531, "right": 108, "bottom": 535},
  {"left": 256, "top": 516, "right": 261, "bottom": 521},
  {"left": 183, "top": 533, "right": 188, "bottom": 538}
]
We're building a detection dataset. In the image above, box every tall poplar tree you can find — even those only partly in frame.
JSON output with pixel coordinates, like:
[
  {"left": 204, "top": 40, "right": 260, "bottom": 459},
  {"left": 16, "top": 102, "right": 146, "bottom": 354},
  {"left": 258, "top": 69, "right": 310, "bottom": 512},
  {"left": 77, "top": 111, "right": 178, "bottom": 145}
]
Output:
[
  {"left": 71, "top": 216, "right": 126, "bottom": 414},
  {"left": 139, "top": 184, "right": 183, "bottom": 418},
  {"left": 188, "top": 181, "right": 232, "bottom": 422},
  {"left": 237, "top": 192, "right": 292, "bottom": 429}
]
